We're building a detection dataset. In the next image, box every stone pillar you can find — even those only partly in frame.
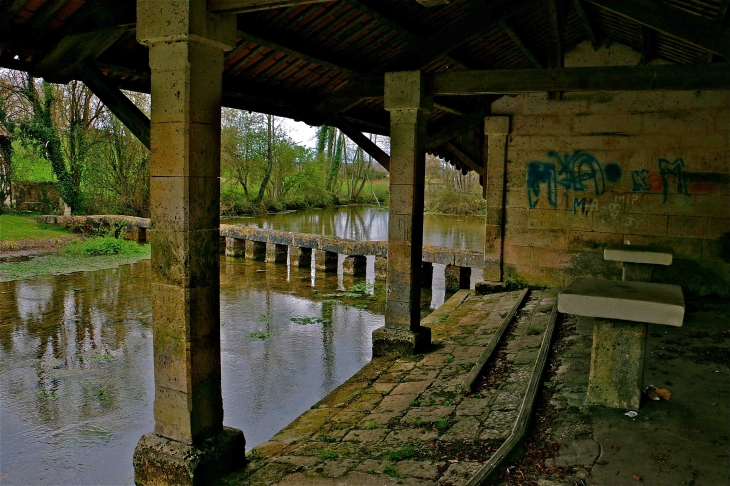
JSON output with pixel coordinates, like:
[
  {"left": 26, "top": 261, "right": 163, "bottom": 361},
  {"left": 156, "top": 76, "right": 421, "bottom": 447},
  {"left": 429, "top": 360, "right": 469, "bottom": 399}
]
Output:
[
  {"left": 483, "top": 116, "right": 509, "bottom": 282},
  {"left": 289, "top": 246, "right": 312, "bottom": 268},
  {"left": 343, "top": 255, "right": 367, "bottom": 276},
  {"left": 623, "top": 263, "right": 653, "bottom": 282},
  {"left": 420, "top": 262, "right": 433, "bottom": 288},
  {"left": 444, "top": 265, "right": 460, "bottom": 292},
  {"left": 225, "top": 237, "right": 246, "bottom": 257},
  {"left": 134, "top": 2, "right": 244, "bottom": 484},
  {"left": 372, "top": 71, "right": 432, "bottom": 357},
  {"left": 125, "top": 225, "right": 139, "bottom": 241},
  {"left": 315, "top": 250, "right": 338, "bottom": 273},
  {"left": 245, "top": 240, "right": 266, "bottom": 261},
  {"left": 266, "top": 243, "right": 287, "bottom": 263},
  {"left": 585, "top": 317, "right": 647, "bottom": 409},
  {"left": 374, "top": 256, "right": 388, "bottom": 280}
]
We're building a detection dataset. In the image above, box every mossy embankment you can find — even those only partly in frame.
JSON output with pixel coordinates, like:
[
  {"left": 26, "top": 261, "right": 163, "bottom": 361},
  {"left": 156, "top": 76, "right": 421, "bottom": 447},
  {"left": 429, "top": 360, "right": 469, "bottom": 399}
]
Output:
[{"left": 0, "top": 214, "right": 150, "bottom": 282}]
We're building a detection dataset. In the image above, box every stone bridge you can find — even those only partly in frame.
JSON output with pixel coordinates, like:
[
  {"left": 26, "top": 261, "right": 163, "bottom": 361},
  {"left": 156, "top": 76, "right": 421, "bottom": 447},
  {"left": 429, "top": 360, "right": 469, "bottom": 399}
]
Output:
[{"left": 37, "top": 214, "right": 486, "bottom": 291}]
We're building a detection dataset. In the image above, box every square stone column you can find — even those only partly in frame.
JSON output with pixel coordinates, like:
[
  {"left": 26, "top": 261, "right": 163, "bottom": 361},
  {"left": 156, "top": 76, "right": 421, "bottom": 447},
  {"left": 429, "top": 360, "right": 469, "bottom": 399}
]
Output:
[
  {"left": 372, "top": 71, "right": 432, "bottom": 357},
  {"left": 483, "top": 116, "right": 509, "bottom": 282},
  {"left": 134, "top": 1, "right": 244, "bottom": 484}
]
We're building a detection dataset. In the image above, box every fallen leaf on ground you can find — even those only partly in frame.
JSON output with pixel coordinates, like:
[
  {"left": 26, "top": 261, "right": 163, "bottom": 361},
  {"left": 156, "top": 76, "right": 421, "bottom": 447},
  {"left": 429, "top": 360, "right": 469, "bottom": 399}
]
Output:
[
  {"left": 633, "top": 475, "right": 642, "bottom": 481},
  {"left": 645, "top": 385, "right": 671, "bottom": 400}
]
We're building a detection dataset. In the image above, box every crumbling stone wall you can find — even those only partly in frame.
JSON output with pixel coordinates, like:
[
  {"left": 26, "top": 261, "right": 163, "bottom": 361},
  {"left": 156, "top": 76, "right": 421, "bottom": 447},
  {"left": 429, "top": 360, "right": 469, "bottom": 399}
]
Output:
[{"left": 490, "top": 41, "right": 729, "bottom": 296}]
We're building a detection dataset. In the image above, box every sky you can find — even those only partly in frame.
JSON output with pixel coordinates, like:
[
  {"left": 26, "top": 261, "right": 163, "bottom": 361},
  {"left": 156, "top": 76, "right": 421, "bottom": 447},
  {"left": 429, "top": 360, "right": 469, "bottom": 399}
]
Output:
[{"left": 279, "top": 118, "right": 319, "bottom": 149}]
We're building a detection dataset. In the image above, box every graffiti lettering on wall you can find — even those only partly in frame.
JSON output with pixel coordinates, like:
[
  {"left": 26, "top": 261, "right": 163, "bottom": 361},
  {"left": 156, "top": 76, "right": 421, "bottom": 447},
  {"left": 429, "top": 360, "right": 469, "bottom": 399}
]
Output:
[
  {"left": 526, "top": 151, "right": 622, "bottom": 210},
  {"left": 630, "top": 158, "right": 688, "bottom": 202}
]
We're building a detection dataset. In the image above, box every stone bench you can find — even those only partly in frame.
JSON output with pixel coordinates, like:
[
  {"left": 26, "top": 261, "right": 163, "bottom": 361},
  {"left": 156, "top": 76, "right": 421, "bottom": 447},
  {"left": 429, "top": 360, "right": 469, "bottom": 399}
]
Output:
[
  {"left": 558, "top": 278, "right": 684, "bottom": 409},
  {"left": 604, "top": 244, "right": 673, "bottom": 282}
]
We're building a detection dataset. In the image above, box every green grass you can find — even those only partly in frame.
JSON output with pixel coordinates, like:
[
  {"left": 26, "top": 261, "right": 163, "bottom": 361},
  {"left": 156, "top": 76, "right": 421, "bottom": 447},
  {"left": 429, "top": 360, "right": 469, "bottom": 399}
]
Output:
[
  {"left": 63, "top": 236, "right": 148, "bottom": 258},
  {"left": 0, "top": 251, "right": 151, "bottom": 282},
  {"left": 291, "top": 316, "right": 331, "bottom": 325},
  {"left": 385, "top": 444, "right": 416, "bottom": 462},
  {"left": 0, "top": 215, "right": 71, "bottom": 242},
  {"left": 317, "top": 449, "right": 338, "bottom": 460}
]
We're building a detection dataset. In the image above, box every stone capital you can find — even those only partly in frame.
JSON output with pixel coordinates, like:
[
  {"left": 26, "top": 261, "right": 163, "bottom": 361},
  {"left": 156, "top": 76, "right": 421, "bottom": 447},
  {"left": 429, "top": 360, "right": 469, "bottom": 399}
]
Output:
[
  {"left": 384, "top": 71, "right": 433, "bottom": 112},
  {"left": 484, "top": 116, "right": 510, "bottom": 135},
  {"left": 137, "top": 0, "right": 236, "bottom": 51}
]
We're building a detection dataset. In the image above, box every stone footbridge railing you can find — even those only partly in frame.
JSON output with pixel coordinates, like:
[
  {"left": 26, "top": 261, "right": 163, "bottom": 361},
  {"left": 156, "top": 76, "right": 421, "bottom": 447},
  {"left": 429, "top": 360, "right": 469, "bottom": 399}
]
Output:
[{"left": 38, "top": 215, "right": 486, "bottom": 291}]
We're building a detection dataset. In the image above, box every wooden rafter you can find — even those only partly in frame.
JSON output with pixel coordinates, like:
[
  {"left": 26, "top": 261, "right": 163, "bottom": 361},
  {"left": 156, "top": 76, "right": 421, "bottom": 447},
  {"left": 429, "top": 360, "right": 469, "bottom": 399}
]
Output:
[
  {"left": 587, "top": 0, "right": 730, "bottom": 59},
  {"left": 33, "top": 27, "right": 129, "bottom": 83},
  {"left": 208, "top": 0, "right": 336, "bottom": 15},
  {"left": 29, "top": 0, "right": 69, "bottom": 29},
  {"left": 426, "top": 109, "right": 487, "bottom": 150},
  {"left": 714, "top": 0, "right": 730, "bottom": 29},
  {"left": 78, "top": 62, "right": 151, "bottom": 149},
  {"left": 334, "top": 115, "right": 390, "bottom": 171},
  {"left": 234, "top": 30, "right": 358, "bottom": 76},
  {"left": 0, "top": 0, "right": 28, "bottom": 29},
  {"left": 499, "top": 20, "right": 542, "bottom": 68},
  {"left": 638, "top": 24, "right": 654, "bottom": 64},
  {"left": 444, "top": 142, "right": 483, "bottom": 175},
  {"left": 571, "top": 0, "right": 599, "bottom": 49},
  {"left": 311, "top": 0, "right": 539, "bottom": 121}
]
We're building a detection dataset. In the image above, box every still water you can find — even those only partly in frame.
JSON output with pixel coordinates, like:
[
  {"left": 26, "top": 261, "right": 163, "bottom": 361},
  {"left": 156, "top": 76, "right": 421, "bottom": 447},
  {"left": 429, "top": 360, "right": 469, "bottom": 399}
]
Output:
[{"left": 0, "top": 206, "right": 485, "bottom": 484}]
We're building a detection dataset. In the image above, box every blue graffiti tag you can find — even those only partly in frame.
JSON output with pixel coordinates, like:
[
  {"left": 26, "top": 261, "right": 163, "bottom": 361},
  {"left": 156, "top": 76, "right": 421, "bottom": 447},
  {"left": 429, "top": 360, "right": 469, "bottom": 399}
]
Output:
[
  {"left": 526, "top": 151, "right": 622, "bottom": 209},
  {"left": 659, "top": 158, "right": 688, "bottom": 202},
  {"left": 631, "top": 169, "right": 650, "bottom": 192}
]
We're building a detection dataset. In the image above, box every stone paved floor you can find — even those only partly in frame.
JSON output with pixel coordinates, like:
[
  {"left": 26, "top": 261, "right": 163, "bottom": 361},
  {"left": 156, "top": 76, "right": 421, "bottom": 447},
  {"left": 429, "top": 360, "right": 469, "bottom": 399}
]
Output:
[
  {"left": 494, "top": 296, "right": 730, "bottom": 486},
  {"left": 217, "top": 289, "right": 558, "bottom": 486}
]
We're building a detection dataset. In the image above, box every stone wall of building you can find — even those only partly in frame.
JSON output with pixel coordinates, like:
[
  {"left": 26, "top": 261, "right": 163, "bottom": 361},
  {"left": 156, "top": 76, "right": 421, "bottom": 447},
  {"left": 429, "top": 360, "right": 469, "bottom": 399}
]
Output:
[{"left": 490, "top": 42, "right": 730, "bottom": 296}]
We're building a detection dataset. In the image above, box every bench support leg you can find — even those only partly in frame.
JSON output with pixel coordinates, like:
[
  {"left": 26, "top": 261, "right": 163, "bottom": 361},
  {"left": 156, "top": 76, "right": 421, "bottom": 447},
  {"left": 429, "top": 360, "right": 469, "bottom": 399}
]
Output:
[
  {"left": 623, "top": 262, "right": 653, "bottom": 282},
  {"left": 586, "top": 317, "right": 647, "bottom": 410}
]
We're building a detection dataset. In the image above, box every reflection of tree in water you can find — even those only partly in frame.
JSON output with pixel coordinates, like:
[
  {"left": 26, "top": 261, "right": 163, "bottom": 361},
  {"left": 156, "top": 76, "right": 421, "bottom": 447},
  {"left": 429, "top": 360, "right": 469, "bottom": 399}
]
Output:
[
  {"left": 320, "top": 300, "right": 335, "bottom": 392},
  {"left": 0, "top": 263, "right": 152, "bottom": 435}
]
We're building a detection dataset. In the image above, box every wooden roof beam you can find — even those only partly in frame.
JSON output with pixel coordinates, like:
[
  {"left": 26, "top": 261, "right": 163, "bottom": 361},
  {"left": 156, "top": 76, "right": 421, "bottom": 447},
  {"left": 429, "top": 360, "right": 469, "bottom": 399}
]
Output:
[
  {"left": 571, "top": 0, "right": 599, "bottom": 49},
  {"left": 334, "top": 115, "right": 390, "bottom": 171},
  {"left": 444, "top": 141, "right": 483, "bottom": 176},
  {"left": 638, "top": 25, "right": 654, "bottom": 65},
  {"left": 499, "top": 20, "right": 542, "bottom": 68},
  {"left": 209, "top": 0, "right": 336, "bottom": 15},
  {"left": 426, "top": 109, "right": 487, "bottom": 150},
  {"left": 33, "top": 27, "right": 129, "bottom": 83},
  {"left": 234, "top": 30, "right": 358, "bottom": 76},
  {"left": 429, "top": 63, "right": 730, "bottom": 94},
  {"left": 547, "top": 0, "right": 565, "bottom": 100},
  {"left": 29, "top": 0, "right": 68, "bottom": 29},
  {"left": 77, "top": 62, "right": 150, "bottom": 149},
  {"left": 0, "top": 0, "right": 28, "bottom": 29},
  {"left": 714, "top": 0, "right": 730, "bottom": 29},
  {"left": 587, "top": 0, "right": 730, "bottom": 59}
]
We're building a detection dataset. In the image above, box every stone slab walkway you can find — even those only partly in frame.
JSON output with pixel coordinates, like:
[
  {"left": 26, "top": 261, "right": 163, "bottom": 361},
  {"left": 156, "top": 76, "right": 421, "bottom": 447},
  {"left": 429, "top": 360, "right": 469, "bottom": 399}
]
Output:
[{"left": 217, "top": 288, "right": 557, "bottom": 486}]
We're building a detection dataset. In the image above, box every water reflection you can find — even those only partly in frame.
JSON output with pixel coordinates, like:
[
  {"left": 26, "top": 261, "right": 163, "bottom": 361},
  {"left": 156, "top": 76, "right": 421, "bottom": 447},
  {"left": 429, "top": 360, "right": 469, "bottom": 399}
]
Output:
[
  {"left": 226, "top": 206, "right": 486, "bottom": 251},
  {"left": 1, "top": 207, "right": 486, "bottom": 484}
]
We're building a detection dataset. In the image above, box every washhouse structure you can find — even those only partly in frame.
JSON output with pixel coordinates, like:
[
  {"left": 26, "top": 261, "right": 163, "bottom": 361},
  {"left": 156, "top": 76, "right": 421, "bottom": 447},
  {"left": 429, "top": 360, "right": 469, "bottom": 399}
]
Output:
[{"left": 1, "top": 0, "right": 728, "bottom": 483}]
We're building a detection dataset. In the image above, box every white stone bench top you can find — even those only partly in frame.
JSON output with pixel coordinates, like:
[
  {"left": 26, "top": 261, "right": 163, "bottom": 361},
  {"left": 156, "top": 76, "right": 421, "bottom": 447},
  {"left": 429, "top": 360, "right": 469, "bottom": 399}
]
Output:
[
  {"left": 558, "top": 278, "right": 684, "bottom": 327},
  {"left": 604, "top": 244, "right": 673, "bottom": 265}
]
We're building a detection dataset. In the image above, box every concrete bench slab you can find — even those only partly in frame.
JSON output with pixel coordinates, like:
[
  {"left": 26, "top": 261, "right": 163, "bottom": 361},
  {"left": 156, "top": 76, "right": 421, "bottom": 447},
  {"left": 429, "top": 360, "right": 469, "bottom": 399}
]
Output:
[
  {"left": 604, "top": 244, "right": 673, "bottom": 265},
  {"left": 558, "top": 278, "right": 684, "bottom": 327}
]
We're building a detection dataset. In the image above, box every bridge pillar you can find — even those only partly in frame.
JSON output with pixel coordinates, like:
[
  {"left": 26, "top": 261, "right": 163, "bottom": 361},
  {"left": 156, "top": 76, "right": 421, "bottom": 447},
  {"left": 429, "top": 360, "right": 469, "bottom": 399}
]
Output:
[
  {"left": 445, "top": 265, "right": 470, "bottom": 292},
  {"left": 246, "top": 240, "right": 266, "bottom": 261},
  {"left": 343, "top": 255, "right": 367, "bottom": 276},
  {"left": 266, "top": 243, "right": 288, "bottom": 263},
  {"left": 289, "top": 246, "right": 312, "bottom": 268},
  {"left": 420, "top": 262, "right": 433, "bottom": 288},
  {"left": 133, "top": 2, "right": 244, "bottom": 485},
  {"left": 373, "top": 71, "right": 432, "bottom": 357},
  {"left": 374, "top": 256, "right": 387, "bottom": 280},
  {"left": 315, "top": 250, "right": 338, "bottom": 273},
  {"left": 225, "top": 237, "right": 246, "bottom": 257}
]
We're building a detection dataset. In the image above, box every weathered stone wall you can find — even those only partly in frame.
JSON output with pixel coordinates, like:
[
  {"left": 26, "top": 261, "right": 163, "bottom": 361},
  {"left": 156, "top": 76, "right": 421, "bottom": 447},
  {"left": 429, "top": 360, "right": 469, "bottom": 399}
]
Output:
[
  {"left": 10, "top": 182, "right": 61, "bottom": 213},
  {"left": 490, "top": 41, "right": 730, "bottom": 296}
]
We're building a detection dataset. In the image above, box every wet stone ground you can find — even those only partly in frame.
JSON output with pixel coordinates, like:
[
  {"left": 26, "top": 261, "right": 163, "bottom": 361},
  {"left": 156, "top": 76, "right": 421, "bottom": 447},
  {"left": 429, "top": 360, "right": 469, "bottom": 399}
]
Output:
[
  {"left": 218, "top": 289, "right": 558, "bottom": 486},
  {"left": 495, "top": 296, "right": 730, "bottom": 486}
]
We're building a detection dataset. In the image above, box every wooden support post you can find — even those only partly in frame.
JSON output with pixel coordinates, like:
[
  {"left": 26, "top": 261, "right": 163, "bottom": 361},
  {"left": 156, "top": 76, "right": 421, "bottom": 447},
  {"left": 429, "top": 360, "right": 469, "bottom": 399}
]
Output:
[
  {"left": 547, "top": 0, "right": 565, "bottom": 100},
  {"left": 483, "top": 116, "right": 509, "bottom": 282},
  {"left": 372, "top": 71, "right": 432, "bottom": 357}
]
